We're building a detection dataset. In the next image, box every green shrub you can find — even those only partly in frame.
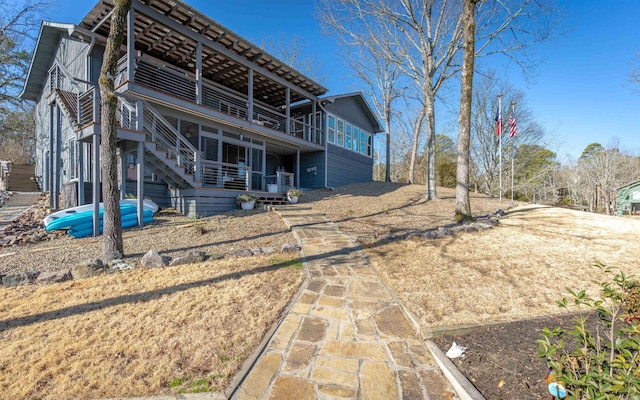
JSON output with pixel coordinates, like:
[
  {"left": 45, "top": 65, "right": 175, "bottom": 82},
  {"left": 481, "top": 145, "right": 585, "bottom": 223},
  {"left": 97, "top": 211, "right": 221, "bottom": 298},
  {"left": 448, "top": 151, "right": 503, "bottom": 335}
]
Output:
[{"left": 537, "top": 263, "right": 640, "bottom": 399}]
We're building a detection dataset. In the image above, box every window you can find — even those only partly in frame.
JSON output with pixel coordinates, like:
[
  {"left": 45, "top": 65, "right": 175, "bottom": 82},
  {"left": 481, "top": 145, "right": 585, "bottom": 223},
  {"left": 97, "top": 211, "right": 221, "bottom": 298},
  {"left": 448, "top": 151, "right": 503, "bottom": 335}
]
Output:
[
  {"left": 345, "top": 123, "right": 352, "bottom": 149},
  {"left": 328, "top": 115, "right": 335, "bottom": 143},
  {"left": 325, "top": 113, "right": 372, "bottom": 158},
  {"left": 352, "top": 127, "right": 359, "bottom": 151},
  {"left": 68, "top": 138, "right": 77, "bottom": 180}
]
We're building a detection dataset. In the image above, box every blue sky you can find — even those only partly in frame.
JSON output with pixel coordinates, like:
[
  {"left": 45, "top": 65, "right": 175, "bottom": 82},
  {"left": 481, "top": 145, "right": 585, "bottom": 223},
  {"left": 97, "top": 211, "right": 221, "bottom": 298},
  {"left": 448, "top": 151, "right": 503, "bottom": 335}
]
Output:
[{"left": 47, "top": 0, "right": 640, "bottom": 162}]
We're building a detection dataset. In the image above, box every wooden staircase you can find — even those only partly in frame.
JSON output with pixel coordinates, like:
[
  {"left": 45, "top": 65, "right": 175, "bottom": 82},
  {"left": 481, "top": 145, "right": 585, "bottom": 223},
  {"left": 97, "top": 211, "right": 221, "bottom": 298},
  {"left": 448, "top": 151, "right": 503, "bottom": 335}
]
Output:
[
  {"left": 256, "top": 193, "right": 290, "bottom": 208},
  {"left": 6, "top": 164, "right": 40, "bottom": 192}
]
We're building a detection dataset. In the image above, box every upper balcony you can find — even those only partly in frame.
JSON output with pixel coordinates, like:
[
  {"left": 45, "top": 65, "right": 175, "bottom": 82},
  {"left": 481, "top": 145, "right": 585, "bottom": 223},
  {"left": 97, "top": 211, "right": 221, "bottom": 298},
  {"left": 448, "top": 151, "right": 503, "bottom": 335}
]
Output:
[
  {"left": 78, "top": 0, "right": 327, "bottom": 148},
  {"left": 115, "top": 55, "right": 325, "bottom": 146}
]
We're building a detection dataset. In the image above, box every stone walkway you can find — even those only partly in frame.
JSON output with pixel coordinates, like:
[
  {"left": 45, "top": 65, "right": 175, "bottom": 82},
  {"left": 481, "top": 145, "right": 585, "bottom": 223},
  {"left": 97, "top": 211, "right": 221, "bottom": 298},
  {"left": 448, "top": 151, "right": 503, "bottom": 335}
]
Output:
[
  {"left": 232, "top": 205, "right": 457, "bottom": 399},
  {"left": 0, "top": 192, "right": 41, "bottom": 231}
]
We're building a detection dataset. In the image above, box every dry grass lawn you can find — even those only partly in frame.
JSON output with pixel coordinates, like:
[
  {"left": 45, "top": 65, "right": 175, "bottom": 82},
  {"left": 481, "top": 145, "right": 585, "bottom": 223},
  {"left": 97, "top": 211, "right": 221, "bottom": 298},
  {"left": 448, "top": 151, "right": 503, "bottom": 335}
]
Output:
[
  {"left": 0, "top": 209, "right": 303, "bottom": 400},
  {"left": 2, "top": 181, "right": 639, "bottom": 399},
  {"left": 303, "top": 183, "right": 640, "bottom": 328}
]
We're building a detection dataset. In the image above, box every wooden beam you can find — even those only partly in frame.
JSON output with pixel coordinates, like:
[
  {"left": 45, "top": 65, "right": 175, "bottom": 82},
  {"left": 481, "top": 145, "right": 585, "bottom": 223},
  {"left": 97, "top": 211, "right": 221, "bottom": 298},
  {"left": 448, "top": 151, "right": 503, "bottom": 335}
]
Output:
[
  {"left": 163, "top": 37, "right": 188, "bottom": 58},
  {"left": 132, "top": 1, "right": 320, "bottom": 101},
  {"left": 209, "top": 63, "right": 243, "bottom": 79},
  {"left": 147, "top": 29, "right": 172, "bottom": 52}
]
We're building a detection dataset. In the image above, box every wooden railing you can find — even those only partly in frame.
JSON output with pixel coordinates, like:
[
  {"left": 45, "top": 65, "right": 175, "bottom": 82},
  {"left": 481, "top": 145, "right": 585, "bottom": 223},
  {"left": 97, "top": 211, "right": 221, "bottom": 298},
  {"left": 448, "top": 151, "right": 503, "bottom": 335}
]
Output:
[
  {"left": 264, "top": 171, "right": 294, "bottom": 193},
  {"left": 0, "top": 160, "right": 10, "bottom": 191},
  {"left": 117, "top": 55, "right": 323, "bottom": 145},
  {"left": 201, "top": 160, "right": 250, "bottom": 190},
  {"left": 139, "top": 99, "right": 201, "bottom": 182}
]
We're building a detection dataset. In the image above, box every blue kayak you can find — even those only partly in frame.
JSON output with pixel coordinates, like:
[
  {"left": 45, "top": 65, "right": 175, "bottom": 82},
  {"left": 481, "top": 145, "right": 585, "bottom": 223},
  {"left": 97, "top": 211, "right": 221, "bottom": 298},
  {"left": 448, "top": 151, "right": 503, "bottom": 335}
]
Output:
[
  {"left": 45, "top": 203, "right": 138, "bottom": 231},
  {"left": 68, "top": 212, "right": 154, "bottom": 238}
]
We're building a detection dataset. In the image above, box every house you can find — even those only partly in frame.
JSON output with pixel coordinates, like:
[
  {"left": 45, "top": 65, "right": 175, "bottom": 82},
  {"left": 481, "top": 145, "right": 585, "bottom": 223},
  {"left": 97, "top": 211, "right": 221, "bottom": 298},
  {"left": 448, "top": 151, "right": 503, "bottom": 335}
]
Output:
[
  {"left": 19, "top": 0, "right": 382, "bottom": 220},
  {"left": 616, "top": 179, "right": 640, "bottom": 215}
]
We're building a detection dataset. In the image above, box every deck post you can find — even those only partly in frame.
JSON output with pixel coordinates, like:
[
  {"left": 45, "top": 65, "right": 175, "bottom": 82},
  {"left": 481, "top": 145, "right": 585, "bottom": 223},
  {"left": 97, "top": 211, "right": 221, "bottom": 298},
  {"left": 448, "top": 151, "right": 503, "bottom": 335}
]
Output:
[
  {"left": 119, "top": 142, "right": 127, "bottom": 200},
  {"left": 136, "top": 100, "right": 144, "bottom": 132},
  {"left": 247, "top": 68, "right": 253, "bottom": 121},
  {"left": 136, "top": 141, "right": 144, "bottom": 227},
  {"left": 285, "top": 87, "right": 290, "bottom": 135},
  {"left": 127, "top": 8, "right": 135, "bottom": 83},
  {"left": 312, "top": 100, "right": 317, "bottom": 143},
  {"left": 48, "top": 104, "right": 55, "bottom": 208},
  {"left": 92, "top": 133, "right": 100, "bottom": 237},
  {"left": 53, "top": 105, "right": 61, "bottom": 210},
  {"left": 296, "top": 149, "right": 300, "bottom": 188},
  {"left": 78, "top": 140, "right": 85, "bottom": 205},
  {"left": 194, "top": 150, "right": 201, "bottom": 182},
  {"left": 196, "top": 41, "right": 202, "bottom": 105}
]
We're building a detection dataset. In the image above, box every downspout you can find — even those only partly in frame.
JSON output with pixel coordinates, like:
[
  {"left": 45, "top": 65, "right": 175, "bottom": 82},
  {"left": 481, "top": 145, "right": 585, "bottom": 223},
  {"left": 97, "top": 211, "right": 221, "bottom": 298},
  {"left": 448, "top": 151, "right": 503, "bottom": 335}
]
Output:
[{"left": 317, "top": 101, "right": 330, "bottom": 189}]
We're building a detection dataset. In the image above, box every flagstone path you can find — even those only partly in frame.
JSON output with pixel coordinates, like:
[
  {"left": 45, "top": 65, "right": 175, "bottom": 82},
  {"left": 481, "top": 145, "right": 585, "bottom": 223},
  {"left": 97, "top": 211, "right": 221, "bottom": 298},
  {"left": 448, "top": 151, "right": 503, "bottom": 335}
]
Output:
[
  {"left": 0, "top": 192, "right": 41, "bottom": 232},
  {"left": 232, "top": 205, "right": 457, "bottom": 399}
]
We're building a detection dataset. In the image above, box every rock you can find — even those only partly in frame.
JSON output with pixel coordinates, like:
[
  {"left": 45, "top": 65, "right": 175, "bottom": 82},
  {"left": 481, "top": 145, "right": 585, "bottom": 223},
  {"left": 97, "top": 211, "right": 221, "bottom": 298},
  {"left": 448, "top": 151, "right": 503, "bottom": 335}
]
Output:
[
  {"left": 72, "top": 258, "right": 105, "bottom": 279},
  {"left": 141, "top": 250, "right": 165, "bottom": 268},
  {"left": 168, "top": 251, "right": 207, "bottom": 266},
  {"left": 281, "top": 243, "right": 302, "bottom": 253},
  {"left": 36, "top": 269, "right": 72, "bottom": 284},
  {"left": 423, "top": 230, "right": 438, "bottom": 239},
  {"left": 3, "top": 270, "right": 40, "bottom": 286},
  {"left": 209, "top": 253, "right": 224, "bottom": 260},
  {"left": 108, "top": 259, "right": 134, "bottom": 272},
  {"left": 231, "top": 249, "right": 253, "bottom": 258},
  {"left": 260, "top": 247, "right": 276, "bottom": 255}
]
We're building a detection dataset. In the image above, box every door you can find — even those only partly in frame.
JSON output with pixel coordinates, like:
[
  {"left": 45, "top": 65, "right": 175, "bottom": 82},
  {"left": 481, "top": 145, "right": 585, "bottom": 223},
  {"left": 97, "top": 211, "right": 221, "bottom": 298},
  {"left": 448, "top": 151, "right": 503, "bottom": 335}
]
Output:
[
  {"left": 200, "top": 136, "right": 219, "bottom": 186},
  {"left": 222, "top": 142, "right": 248, "bottom": 189}
]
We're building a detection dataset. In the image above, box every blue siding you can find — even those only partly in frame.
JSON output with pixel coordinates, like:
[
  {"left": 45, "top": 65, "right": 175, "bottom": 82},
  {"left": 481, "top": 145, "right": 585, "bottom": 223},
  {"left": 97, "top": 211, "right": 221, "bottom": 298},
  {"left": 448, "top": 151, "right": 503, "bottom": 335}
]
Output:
[
  {"left": 325, "top": 97, "right": 378, "bottom": 134},
  {"left": 326, "top": 144, "right": 372, "bottom": 188},
  {"left": 300, "top": 151, "right": 326, "bottom": 188}
]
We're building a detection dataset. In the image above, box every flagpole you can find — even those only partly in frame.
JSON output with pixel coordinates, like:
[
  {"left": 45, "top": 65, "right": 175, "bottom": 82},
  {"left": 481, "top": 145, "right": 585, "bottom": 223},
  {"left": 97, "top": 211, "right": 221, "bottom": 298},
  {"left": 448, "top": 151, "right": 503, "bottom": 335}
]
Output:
[
  {"left": 497, "top": 94, "right": 503, "bottom": 202},
  {"left": 510, "top": 102, "right": 516, "bottom": 203}
]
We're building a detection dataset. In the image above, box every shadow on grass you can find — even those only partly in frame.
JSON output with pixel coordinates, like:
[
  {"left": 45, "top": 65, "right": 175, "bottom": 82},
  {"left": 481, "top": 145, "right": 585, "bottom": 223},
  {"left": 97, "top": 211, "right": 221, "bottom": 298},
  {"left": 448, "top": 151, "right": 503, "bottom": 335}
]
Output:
[{"left": 0, "top": 263, "right": 290, "bottom": 333}]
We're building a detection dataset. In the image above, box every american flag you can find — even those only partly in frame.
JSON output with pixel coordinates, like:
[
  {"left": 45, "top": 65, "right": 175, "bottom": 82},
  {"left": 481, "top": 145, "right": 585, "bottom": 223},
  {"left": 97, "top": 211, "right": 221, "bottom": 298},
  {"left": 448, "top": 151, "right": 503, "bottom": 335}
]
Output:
[
  {"left": 495, "top": 108, "right": 502, "bottom": 136},
  {"left": 508, "top": 115, "right": 517, "bottom": 138}
]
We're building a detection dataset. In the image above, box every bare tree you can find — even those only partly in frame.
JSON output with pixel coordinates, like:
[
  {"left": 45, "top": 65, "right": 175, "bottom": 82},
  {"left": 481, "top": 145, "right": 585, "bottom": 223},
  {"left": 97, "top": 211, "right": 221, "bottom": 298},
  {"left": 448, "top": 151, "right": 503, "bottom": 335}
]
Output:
[
  {"left": 470, "top": 74, "right": 546, "bottom": 196},
  {"left": 578, "top": 140, "right": 639, "bottom": 215},
  {"left": 629, "top": 51, "right": 640, "bottom": 93},
  {"left": 261, "top": 33, "right": 325, "bottom": 84},
  {"left": 347, "top": 38, "right": 404, "bottom": 182},
  {"left": 455, "top": 0, "right": 478, "bottom": 220},
  {"left": 319, "top": 0, "right": 557, "bottom": 202},
  {"left": 1, "top": 0, "right": 50, "bottom": 163},
  {"left": 99, "top": 0, "right": 131, "bottom": 260}
]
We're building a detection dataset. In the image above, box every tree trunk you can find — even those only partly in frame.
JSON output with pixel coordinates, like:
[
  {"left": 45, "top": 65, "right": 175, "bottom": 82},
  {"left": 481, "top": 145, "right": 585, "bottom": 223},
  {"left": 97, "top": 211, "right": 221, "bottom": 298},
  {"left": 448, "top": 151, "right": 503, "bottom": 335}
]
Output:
[
  {"left": 425, "top": 89, "right": 438, "bottom": 200},
  {"left": 385, "top": 107, "right": 391, "bottom": 182},
  {"left": 408, "top": 109, "right": 425, "bottom": 184},
  {"left": 99, "top": 0, "right": 132, "bottom": 260},
  {"left": 455, "top": 0, "right": 477, "bottom": 221}
]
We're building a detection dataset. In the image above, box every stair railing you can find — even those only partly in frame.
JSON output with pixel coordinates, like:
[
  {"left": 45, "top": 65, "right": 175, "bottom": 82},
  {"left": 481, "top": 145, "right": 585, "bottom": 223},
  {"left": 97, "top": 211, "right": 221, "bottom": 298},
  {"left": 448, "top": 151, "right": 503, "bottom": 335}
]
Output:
[
  {"left": 140, "top": 100, "right": 201, "bottom": 183},
  {"left": 49, "top": 63, "right": 100, "bottom": 129}
]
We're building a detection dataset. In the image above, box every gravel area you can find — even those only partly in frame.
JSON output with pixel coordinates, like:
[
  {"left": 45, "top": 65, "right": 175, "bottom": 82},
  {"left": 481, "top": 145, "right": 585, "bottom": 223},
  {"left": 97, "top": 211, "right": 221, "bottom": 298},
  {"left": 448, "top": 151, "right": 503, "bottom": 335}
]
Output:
[{"left": 0, "top": 205, "right": 296, "bottom": 275}]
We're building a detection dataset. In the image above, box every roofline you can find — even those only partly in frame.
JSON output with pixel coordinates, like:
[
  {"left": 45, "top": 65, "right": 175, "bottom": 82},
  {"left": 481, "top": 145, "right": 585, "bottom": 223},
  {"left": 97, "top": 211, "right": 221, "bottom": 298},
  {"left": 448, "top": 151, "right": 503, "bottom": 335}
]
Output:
[
  {"left": 323, "top": 92, "right": 384, "bottom": 133},
  {"left": 617, "top": 179, "right": 640, "bottom": 191},
  {"left": 19, "top": 21, "right": 77, "bottom": 100}
]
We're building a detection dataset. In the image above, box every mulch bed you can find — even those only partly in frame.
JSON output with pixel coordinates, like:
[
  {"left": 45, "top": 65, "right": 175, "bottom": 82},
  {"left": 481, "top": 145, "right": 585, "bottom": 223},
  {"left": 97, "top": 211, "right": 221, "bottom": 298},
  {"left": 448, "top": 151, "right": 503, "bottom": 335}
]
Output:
[{"left": 431, "top": 314, "right": 590, "bottom": 400}]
